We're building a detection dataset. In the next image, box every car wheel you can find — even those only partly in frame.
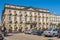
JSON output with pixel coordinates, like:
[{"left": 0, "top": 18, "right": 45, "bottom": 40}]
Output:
[
  {"left": 44, "top": 35, "right": 47, "bottom": 37},
  {"left": 57, "top": 35, "right": 60, "bottom": 38},
  {"left": 53, "top": 33, "right": 55, "bottom": 37}
]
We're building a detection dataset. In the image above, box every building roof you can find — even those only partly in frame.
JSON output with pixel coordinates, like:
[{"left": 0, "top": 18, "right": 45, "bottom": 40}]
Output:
[{"left": 5, "top": 3, "right": 49, "bottom": 10}]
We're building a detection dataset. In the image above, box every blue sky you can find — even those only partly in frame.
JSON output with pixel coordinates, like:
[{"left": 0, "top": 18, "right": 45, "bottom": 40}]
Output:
[{"left": 0, "top": 0, "right": 60, "bottom": 22}]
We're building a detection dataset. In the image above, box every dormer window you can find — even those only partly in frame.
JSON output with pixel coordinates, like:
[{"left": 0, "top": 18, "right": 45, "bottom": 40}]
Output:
[{"left": 14, "top": 11, "right": 17, "bottom": 16}]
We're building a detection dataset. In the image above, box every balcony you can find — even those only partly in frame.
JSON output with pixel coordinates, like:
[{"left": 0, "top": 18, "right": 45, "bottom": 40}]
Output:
[
  {"left": 39, "top": 22, "right": 41, "bottom": 24},
  {"left": 9, "top": 21, "right": 12, "bottom": 23},
  {"left": 43, "top": 22, "right": 45, "bottom": 24},
  {"left": 25, "top": 21, "right": 31, "bottom": 24},
  {"left": 9, "top": 13, "right": 12, "bottom": 16},
  {"left": 25, "top": 27, "right": 28, "bottom": 29},
  {"left": 25, "top": 14, "right": 27, "bottom": 17},
  {"left": 46, "top": 16, "right": 48, "bottom": 18},
  {"left": 38, "top": 16, "right": 41, "bottom": 18},
  {"left": 9, "top": 26, "right": 12, "bottom": 29},
  {"left": 14, "top": 14, "right": 17, "bottom": 16},
  {"left": 30, "top": 15, "right": 32, "bottom": 17},
  {"left": 32, "top": 21, "right": 37, "bottom": 24},
  {"left": 46, "top": 23, "right": 48, "bottom": 25},
  {"left": 34, "top": 15, "right": 37, "bottom": 17},
  {"left": 42, "top": 16, "right": 44, "bottom": 18},
  {"left": 20, "top": 21, "right": 23, "bottom": 24},
  {"left": 20, "top": 14, "right": 22, "bottom": 16},
  {"left": 14, "top": 21, "right": 18, "bottom": 24}
]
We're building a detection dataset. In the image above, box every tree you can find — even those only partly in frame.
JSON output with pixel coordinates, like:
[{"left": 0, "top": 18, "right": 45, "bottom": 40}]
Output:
[{"left": 57, "top": 23, "right": 60, "bottom": 27}]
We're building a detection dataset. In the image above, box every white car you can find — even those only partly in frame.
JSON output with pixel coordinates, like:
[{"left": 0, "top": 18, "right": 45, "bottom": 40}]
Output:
[
  {"left": 24, "top": 29, "right": 32, "bottom": 34},
  {"left": 43, "top": 28, "right": 58, "bottom": 36}
]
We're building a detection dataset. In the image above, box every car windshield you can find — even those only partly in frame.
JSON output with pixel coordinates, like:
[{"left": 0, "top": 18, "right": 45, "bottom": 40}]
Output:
[
  {"left": 47, "top": 29, "right": 52, "bottom": 31},
  {"left": 46, "top": 28, "right": 57, "bottom": 31}
]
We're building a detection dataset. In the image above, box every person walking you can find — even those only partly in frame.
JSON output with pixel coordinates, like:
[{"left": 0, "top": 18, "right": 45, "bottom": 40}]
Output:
[
  {"left": 1, "top": 27, "right": 7, "bottom": 36},
  {"left": 0, "top": 29, "right": 4, "bottom": 40}
]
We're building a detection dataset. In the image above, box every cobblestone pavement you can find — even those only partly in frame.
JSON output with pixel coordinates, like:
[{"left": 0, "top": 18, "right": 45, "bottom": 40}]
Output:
[{"left": 5, "top": 33, "right": 60, "bottom": 40}]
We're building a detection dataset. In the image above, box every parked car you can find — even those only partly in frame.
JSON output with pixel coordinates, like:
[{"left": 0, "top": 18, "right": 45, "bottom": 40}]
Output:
[
  {"left": 37, "top": 29, "right": 43, "bottom": 35},
  {"left": 24, "top": 28, "right": 38, "bottom": 35},
  {"left": 24, "top": 29, "right": 32, "bottom": 34},
  {"left": 43, "top": 28, "right": 58, "bottom": 37},
  {"left": 31, "top": 29, "right": 37, "bottom": 35},
  {"left": 57, "top": 27, "right": 60, "bottom": 37}
]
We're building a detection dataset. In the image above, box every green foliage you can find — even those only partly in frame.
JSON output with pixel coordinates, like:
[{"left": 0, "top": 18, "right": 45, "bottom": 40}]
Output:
[{"left": 57, "top": 23, "right": 60, "bottom": 27}]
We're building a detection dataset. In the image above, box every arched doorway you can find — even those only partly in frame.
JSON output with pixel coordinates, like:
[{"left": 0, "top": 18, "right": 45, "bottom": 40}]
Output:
[
  {"left": 30, "top": 22, "right": 37, "bottom": 29},
  {"left": 14, "top": 25, "right": 17, "bottom": 33},
  {"left": 8, "top": 25, "right": 12, "bottom": 33},
  {"left": 18, "top": 25, "right": 22, "bottom": 32}
]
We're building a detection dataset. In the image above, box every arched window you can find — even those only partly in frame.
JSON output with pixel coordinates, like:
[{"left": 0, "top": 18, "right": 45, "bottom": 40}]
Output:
[
  {"left": 14, "top": 11, "right": 17, "bottom": 16},
  {"left": 14, "top": 16, "right": 16, "bottom": 21}
]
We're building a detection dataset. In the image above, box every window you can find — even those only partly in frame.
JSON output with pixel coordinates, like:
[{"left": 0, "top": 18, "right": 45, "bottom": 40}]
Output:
[
  {"left": 53, "top": 29, "right": 57, "bottom": 31},
  {"left": 9, "top": 21, "right": 12, "bottom": 24},
  {"left": 15, "top": 21, "right": 17, "bottom": 24},
  {"left": 20, "top": 17, "right": 21, "bottom": 20},
  {"left": 42, "top": 13, "right": 44, "bottom": 17},
  {"left": 14, "top": 11, "right": 16, "bottom": 13},
  {"left": 30, "top": 12, "right": 31, "bottom": 14},
  {"left": 30, "top": 16, "right": 32, "bottom": 21},
  {"left": 20, "top": 21, "right": 22, "bottom": 24},
  {"left": 34, "top": 17, "right": 36, "bottom": 21},
  {"left": 25, "top": 14, "right": 27, "bottom": 17},
  {"left": 9, "top": 10, "right": 12, "bottom": 16},
  {"left": 38, "top": 16, "right": 41, "bottom": 18},
  {"left": 9, "top": 10, "right": 11, "bottom": 12},
  {"left": 38, "top": 18, "right": 40, "bottom": 21},
  {"left": 19, "top": 11, "right": 21, "bottom": 13},
  {"left": 34, "top": 12, "right": 36, "bottom": 14},
  {"left": 14, "top": 16, "right": 16, "bottom": 21},
  {"left": 25, "top": 17, "right": 27, "bottom": 21},
  {"left": 14, "top": 11, "right": 17, "bottom": 16},
  {"left": 25, "top": 11, "right": 27, "bottom": 13},
  {"left": 38, "top": 12, "right": 40, "bottom": 15},
  {"left": 9, "top": 16, "right": 11, "bottom": 20}
]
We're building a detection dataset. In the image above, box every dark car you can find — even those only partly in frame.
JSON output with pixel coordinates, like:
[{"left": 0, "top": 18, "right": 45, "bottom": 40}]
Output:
[
  {"left": 0, "top": 31, "right": 4, "bottom": 40},
  {"left": 31, "top": 29, "right": 38, "bottom": 35},
  {"left": 1, "top": 27, "right": 7, "bottom": 36},
  {"left": 37, "top": 29, "right": 43, "bottom": 36},
  {"left": 57, "top": 28, "right": 60, "bottom": 37}
]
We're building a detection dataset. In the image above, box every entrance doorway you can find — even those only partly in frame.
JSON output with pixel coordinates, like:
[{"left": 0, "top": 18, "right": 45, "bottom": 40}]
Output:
[{"left": 30, "top": 23, "right": 37, "bottom": 29}]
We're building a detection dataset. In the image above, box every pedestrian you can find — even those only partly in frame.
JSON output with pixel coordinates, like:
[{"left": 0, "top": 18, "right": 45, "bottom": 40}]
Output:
[
  {"left": 0, "top": 31, "right": 4, "bottom": 40},
  {"left": 1, "top": 27, "right": 7, "bottom": 36}
]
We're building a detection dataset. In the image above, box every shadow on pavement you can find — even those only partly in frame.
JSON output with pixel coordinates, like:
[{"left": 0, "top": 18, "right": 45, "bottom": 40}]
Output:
[
  {"left": 48, "top": 39, "right": 53, "bottom": 40},
  {"left": 5, "top": 34, "right": 13, "bottom": 37}
]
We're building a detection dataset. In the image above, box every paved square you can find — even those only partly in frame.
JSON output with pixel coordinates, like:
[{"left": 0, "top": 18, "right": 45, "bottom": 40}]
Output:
[{"left": 5, "top": 33, "right": 60, "bottom": 40}]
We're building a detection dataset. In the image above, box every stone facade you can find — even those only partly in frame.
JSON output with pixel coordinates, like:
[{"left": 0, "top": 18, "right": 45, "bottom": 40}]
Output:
[
  {"left": 2, "top": 4, "right": 51, "bottom": 31},
  {"left": 50, "top": 13, "right": 60, "bottom": 28}
]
